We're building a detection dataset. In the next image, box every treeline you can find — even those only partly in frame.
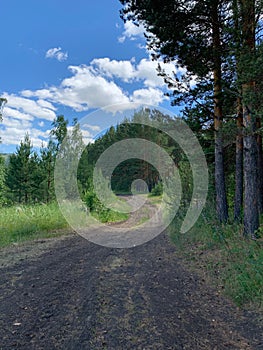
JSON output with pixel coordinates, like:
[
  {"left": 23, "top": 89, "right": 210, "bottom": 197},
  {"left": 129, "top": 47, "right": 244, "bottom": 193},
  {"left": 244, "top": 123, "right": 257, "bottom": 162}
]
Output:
[
  {"left": 120, "top": 0, "right": 263, "bottom": 238},
  {"left": 0, "top": 110, "right": 185, "bottom": 207},
  {"left": 79, "top": 109, "right": 183, "bottom": 194},
  {"left": 0, "top": 115, "right": 71, "bottom": 205}
]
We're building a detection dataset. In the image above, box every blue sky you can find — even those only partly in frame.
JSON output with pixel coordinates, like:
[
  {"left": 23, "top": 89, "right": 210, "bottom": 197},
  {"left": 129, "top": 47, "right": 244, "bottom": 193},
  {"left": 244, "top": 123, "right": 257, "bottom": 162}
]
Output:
[{"left": 0, "top": 0, "right": 182, "bottom": 153}]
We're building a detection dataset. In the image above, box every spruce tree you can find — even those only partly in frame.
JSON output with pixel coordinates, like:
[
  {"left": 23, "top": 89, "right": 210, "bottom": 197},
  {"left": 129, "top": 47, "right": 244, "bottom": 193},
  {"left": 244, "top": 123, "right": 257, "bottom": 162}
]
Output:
[{"left": 6, "top": 134, "right": 39, "bottom": 204}]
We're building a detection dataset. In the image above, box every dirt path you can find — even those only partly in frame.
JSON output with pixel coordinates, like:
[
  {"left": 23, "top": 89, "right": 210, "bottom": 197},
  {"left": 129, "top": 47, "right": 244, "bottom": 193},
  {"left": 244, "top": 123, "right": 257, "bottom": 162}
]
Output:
[{"left": 0, "top": 230, "right": 262, "bottom": 350}]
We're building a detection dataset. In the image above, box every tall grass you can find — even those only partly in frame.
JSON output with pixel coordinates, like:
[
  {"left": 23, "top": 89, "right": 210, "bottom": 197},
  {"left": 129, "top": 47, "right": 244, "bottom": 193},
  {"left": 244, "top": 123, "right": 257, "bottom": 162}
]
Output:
[
  {"left": 170, "top": 203, "right": 263, "bottom": 308},
  {"left": 0, "top": 202, "right": 69, "bottom": 247}
]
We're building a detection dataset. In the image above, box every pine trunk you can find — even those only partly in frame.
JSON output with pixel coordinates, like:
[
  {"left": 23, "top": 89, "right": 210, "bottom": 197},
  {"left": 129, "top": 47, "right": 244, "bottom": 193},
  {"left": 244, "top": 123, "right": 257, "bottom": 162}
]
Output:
[
  {"left": 256, "top": 119, "right": 263, "bottom": 213},
  {"left": 212, "top": 2, "right": 228, "bottom": 223},
  {"left": 234, "top": 105, "right": 243, "bottom": 221},
  {"left": 243, "top": 110, "right": 259, "bottom": 237},
  {"left": 240, "top": 0, "right": 259, "bottom": 238},
  {"left": 214, "top": 129, "right": 228, "bottom": 222}
]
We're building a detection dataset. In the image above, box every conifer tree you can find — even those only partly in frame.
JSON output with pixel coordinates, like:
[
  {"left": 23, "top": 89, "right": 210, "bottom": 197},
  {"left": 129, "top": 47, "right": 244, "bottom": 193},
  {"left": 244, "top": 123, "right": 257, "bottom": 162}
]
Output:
[
  {"left": 6, "top": 134, "right": 38, "bottom": 203},
  {"left": 0, "top": 156, "right": 6, "bottom": 205}
]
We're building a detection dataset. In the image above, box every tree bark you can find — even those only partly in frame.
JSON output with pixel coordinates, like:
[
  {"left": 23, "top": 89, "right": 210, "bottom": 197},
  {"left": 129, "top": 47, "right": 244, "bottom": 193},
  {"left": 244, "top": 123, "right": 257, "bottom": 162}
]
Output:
[
  {"left": 256, "top": 118, "right": 263, "bottom": 213},
  {"left": 240, "top": 0, "right": 259, "bottom": 238},
  {"left": 212, "top": 2, "right": 228, "bottom": 223},
  {"left": 243, "top": 108, "right": 259, "bottom": 237},
  {"left": 234, "top": 100, "right": 243, "bottom": 221}
]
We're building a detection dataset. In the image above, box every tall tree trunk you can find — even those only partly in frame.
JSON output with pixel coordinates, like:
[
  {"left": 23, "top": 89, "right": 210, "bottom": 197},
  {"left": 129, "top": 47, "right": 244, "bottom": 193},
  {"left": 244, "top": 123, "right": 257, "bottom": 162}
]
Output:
[
  {"left": 234, "top": 98, "right": 243, "bottom": 221},
  {"left": 243, "top": 106, "right": 259, "bottom": 237},
  {"left": 212, "top": 2, "right": 228, "bottom": 223},
  {"left": 240, "top": 0, "right": 259, "bottom": 238},
  {"left": 256, "top": 118, "right": 263, "bottom": 213}
]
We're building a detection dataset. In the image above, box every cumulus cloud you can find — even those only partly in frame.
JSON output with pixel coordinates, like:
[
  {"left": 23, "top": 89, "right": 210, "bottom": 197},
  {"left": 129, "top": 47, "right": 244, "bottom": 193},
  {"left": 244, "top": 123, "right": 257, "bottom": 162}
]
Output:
[
  {"left": 1, "top": 56, "right": 181, "bottom": 149},
  {"left": 20, "top": 65, "right": 131, "bottom": 112},
  {"left": 1, "top": 115, "right": 49, "bottom": 148},
  {"left": 118, "top": 21, "right": 145, "bottom": 43},
  {"left": 2, "top": 93, "right": 57, "bottom": 121},
  {"left": 1, "top": 94, "right": 57, "bottom": 149},
  {"left": 45, "top": 47, "right": 68, "bottom": 62},
  {"left": 131, "top": 87, "right": 168, "bottom": 105},
  {"left": 16, "top": 57, "right": 180, "bottom": 114},
  {"left": 91, "top": 57, "right": 181, "bottom": 88},
  {"left": 91, "top": 58, "right": 135, "bottom": 82}
]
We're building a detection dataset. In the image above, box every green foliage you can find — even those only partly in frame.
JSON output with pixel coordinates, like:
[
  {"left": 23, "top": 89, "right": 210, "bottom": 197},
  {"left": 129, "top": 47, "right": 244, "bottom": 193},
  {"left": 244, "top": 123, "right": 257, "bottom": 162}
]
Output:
[
  {"left": 6, "top": 134, "right": 43, "bottom": 204},
  {"left": 50, "top": 115, "right": 68, "bottom": 150},
  {"left": 149, "top": 182, "right": 163, "bottom": 196},
  {"left": 83, "top": 169, "right": 129, "bottom": 223},
  {"left": 83, "top": 188, "right": 128, "bottom": 223},
  {"left": 0, "top": 156, "right": 7, "bottom": 205},
  {"left": 55, "top": 118, "right": 85, "bottom": 200},
  {"left": 79, "top": 109, "right": 183, "bottom": 195},
  {"left": 39, "top": 140, "right": 56, "bottom": 203}
]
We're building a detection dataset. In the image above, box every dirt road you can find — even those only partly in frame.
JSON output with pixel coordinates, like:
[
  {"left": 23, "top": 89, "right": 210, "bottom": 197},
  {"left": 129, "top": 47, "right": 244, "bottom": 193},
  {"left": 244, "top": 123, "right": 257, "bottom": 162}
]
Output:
[{"left": 0, "top": 230, "right": 262, "bottom": 349}]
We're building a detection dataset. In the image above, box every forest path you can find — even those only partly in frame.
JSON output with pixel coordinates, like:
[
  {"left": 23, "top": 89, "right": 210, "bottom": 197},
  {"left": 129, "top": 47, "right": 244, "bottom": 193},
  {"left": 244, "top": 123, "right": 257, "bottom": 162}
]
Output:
[{"left": 0, "top": 231, "right": 262, "bottom": 349}]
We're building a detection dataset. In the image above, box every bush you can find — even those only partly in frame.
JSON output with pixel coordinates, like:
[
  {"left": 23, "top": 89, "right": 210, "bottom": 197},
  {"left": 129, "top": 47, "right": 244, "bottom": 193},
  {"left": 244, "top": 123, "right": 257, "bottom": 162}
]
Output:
[
  {"left": 150, "top": 182, "right": 163, "bottom": 196},
  {"left": 83, "top": 188, "right": 128, "bottom": 223}
]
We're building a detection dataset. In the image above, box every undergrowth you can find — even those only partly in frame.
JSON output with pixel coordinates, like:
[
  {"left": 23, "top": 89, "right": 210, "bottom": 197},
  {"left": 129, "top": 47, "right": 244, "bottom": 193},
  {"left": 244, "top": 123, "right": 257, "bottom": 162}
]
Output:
[{"left": 170, "top": 203, "right": 263, "bottom": 309}]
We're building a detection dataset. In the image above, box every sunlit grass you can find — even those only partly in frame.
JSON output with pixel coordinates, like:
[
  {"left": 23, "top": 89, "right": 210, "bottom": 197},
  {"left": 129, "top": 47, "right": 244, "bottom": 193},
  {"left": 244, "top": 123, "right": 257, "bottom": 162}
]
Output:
[{"left": 0, "top": 202, "right": 69, "bottom": 247}]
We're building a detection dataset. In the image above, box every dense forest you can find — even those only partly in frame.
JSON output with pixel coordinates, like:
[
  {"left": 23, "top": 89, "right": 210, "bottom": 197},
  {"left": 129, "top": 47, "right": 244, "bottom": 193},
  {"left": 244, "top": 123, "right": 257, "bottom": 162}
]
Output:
[
  {"left": 120, "top": 0, "right": 263, "bottom": 238},
  {"left": 0, "top": 110, "right": 187, "bottom": 219}
]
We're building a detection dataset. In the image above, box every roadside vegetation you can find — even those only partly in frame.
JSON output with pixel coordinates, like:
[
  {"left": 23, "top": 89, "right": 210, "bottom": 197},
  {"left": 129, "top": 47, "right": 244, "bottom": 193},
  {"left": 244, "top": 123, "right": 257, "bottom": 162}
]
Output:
[
  {"left": 0, "top": 202, "right": 68, "bottom": 247},
  {"left": 170, "top": 203, "right": 263, "bottom": 309}
]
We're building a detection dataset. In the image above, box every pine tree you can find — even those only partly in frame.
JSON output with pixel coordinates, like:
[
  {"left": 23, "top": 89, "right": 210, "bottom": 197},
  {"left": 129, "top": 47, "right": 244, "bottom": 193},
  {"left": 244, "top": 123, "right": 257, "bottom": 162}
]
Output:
[
  {"left": 6, "top": 134, "right": 39, "bottom": 204},
  {"left": 39, "top": 140, "right": 56, "bottom": 203},
  {"left": 0, "top": 156, "right": 6, "bottom": 205},
  {"left": 238, "top": 0, "right": 259, "bottom": 237}
]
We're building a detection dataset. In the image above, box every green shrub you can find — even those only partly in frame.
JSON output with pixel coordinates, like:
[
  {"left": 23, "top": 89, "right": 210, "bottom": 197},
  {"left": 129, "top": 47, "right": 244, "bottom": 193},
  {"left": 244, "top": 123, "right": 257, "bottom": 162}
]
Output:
[{"left": 150, "top": 182, "right": 163, "bottom": 196}]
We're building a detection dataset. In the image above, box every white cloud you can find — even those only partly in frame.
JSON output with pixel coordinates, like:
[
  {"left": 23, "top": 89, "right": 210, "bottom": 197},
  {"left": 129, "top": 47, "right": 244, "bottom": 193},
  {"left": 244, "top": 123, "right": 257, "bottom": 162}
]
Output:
[
  {"left": 11, "top": 58, "right": 178, "bottom": 116},
  {"left": 45, "top": 47, "right": 68, "bottom": 62},
  {"left": 37, "top": 99, "right": 57, "bottom": 110},
  {"left": 1, "top": 94, "right": 56, "bottom": 149},
  {"left": 91, "top": 57, "right": 181, "bottom": 88},
  {"left": 22, "top": 89, "right": 53, "bottom": 99},
  {"left": 1, "top": 56, "right": 180, "bottom": 149},
  {"left": 118, "top": 21, "right": 145, "bottom": 43},
  {"left": 91, "top": 58, "right": 135, "bottom": 82},
  {"left": 131, "top": 87, "right": 168, "bottom": 105},
  {"left": 1, "top": 116, "right": 49, "bottom": 148},
  {"left": 2, "top": 93, "right": 56, "bottom": 121},
  {"left": 3, "top": 106, "right": 34, "bottom": 121},
  {"left": 82, "top": 123, "right": 101, "bottom": 132},
  {"left": 20, "top": 65, "right": 131, "bottom": 112}
]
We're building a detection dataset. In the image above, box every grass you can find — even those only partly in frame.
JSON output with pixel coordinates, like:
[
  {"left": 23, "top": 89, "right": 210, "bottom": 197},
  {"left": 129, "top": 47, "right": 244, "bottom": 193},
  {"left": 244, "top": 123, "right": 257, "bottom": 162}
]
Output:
[
  {"left": 169, "top": 203, "right": 263, "bottom": 309},
  {"left": 147, "top": 194, "right": 162, "bottom": 205},
  {"left": 91, "top": 208, "right": 129, "bottom": 223},
  {"left": 0, "top": 198, "right": 131, "bottom": 247},
  {"left": 0, "top": 202, "right": 69, "bottom": 247}
]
